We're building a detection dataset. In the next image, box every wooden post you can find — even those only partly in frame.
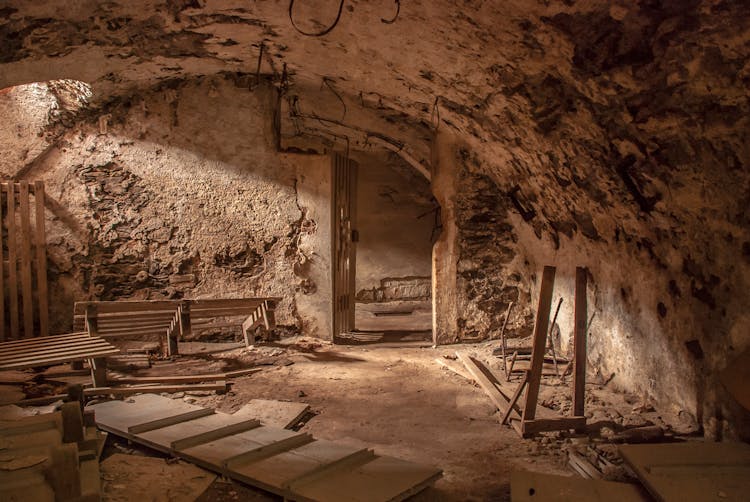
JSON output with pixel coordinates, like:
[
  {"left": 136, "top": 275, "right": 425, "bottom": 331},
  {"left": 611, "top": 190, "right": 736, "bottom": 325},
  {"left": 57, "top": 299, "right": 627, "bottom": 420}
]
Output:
[
  {"left": 573, "top": 267, "right": 588, "bottom": 424},
  {"left": 6, "top": 183, "right": 19, "bottom": 339},
  {"left": 501, "top": 370, "right": 528, "bottom": 425},
  {"left": 521, "top": 266, "right": 556, "bottom": 421},
  {"left": 34, "top": 181, "right": 49, "bottom": 338},
  {"left": 18, "top": 181, "right": 34, "bottom": 338},
  {"left": 76, "top": 304, "right": 98, "bottom": 370},
  {"left": 90, "top": 357, "right": 108, "bottom": 387},
  {"left": 177, "top": 302, "right": 191, "bottom": 354},
  {"left": 0, "top": 186, "right": 4, "bottom": 342}
]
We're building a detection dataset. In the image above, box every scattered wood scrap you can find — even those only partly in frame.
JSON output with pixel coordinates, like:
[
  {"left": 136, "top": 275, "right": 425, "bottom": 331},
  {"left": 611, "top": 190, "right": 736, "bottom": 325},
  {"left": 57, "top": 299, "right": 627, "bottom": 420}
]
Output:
[
  {"left": 619, "top": 441, "right": 750, "bottom": 502},
  {"left": 89, "top": 393, "right": 441, "bottom": 501},
  {"left": 511, "top": 470, "right": 648, "bottom": 501},
  {"left": 0, "top": 403, "right": 105, "bottom": 501},
  {"left": 232, "top": 399, "right": 311, "bottom": 429},
  {"left": 84, "top": 381, "right": 230, "bottom": 397},
  {"left": 101, "top": 453, "right": 216, "bottom": 502}
]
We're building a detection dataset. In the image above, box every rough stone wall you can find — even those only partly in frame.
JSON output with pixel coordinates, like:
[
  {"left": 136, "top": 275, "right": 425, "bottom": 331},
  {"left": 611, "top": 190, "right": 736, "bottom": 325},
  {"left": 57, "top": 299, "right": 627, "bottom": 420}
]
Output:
[{"left": 1, "top": 76, "right": 332, "bottom": 338}]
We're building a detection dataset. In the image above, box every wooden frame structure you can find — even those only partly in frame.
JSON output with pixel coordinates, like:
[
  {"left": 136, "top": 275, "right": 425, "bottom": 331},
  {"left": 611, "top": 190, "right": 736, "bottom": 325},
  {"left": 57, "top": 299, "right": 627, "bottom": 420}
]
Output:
[
  {"left": 1, "top": 181, "right": 49, "bottom": 340},
  {"left": 457, "top": 265, "right": 589, "bottom": 437},
  {"left": 74, "top": 298, "right": 279, "bottom": 356}
]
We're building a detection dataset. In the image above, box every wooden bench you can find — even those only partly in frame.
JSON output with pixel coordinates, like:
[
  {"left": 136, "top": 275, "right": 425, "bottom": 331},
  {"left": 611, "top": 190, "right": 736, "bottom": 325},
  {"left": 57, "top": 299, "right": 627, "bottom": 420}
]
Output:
[
  {"left": 73, "top": 298, "right": 280, "bottom": 356},
  {"left": 0, "top": 332, "right": 121, "bottom": 386}
]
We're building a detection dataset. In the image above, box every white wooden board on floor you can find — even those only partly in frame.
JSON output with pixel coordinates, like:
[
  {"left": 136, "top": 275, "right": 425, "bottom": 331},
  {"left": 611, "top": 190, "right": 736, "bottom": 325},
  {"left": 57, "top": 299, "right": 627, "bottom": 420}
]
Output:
[
  {"left": 232, "top": 399, "right": 310, "bottom": 429},
  {"left": 510, "top": 470, "right": 648, "bottom": 502},
  {"left": 89, "top": 394, "right": 441, "bottom": 502},
  {"left": 619, "top": 442, "right": 750, "bottom": 502}
]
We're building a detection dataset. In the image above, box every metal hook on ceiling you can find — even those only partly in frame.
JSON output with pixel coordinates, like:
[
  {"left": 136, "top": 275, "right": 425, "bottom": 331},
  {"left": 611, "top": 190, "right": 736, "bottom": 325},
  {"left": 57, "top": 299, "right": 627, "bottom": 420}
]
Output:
[
  {"left": 381, "top": 0, "right": 401, "bottom": 24},
  {"left": 289, "top": 0, "right": 345, "bottom": 37}
]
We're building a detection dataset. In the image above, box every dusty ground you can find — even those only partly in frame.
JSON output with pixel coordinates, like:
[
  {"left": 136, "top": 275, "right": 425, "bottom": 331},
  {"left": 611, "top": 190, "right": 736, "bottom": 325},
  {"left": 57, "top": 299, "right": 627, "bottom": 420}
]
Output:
[{"left": 1, "top": 336, "right": 695, "bottom": 501}]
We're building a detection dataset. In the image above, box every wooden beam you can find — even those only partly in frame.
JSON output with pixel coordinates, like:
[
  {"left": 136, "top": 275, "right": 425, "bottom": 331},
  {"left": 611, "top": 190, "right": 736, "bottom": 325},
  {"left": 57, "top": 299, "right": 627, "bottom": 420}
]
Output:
[
  {"left": 18, "top": 181, "right": 33, "bottom": 338},
  {"left": 456, "top": 351, "right": 520, "bottom": 422},
  {"left": 521, "top": 416, "right": 586, "bottom": 435},
  {"left": 6, "top": 182, "right": 19, "bottom": 339},
  {"left": 34, "top": 181, "right": 49, "bottom": 338},
  {"left": 573, "top": 266, "right": 588, "bottom": 423},
  {"left": 501, "top": 371, "right": 528, "bottom": 425},
  {"left": 522, "top": 266, "right": 556, "bottom": 421},
  {"left": 83, "top": 381, "right": 230, "bottom": 397}
]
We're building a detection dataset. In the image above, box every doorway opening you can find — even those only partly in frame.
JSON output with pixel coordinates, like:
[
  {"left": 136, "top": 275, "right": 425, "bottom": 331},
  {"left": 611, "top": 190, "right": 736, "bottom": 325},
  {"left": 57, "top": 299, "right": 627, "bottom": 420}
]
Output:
[{"left": 331, "top": 151, "right": 435, "bottom": 345}]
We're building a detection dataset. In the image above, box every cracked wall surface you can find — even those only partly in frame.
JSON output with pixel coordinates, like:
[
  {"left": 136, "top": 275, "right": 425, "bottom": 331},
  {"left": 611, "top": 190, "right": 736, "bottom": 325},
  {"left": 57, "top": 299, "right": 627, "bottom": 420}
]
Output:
[{"left": 0, "top": 0, "right": 748, "bottom": 437}]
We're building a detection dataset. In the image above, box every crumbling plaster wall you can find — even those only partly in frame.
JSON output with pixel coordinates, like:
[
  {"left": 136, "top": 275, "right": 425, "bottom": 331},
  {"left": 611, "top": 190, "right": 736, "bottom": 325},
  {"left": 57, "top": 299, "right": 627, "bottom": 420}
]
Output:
[{"left": 0, "top": 77, "right": 332, "bottom": 338}]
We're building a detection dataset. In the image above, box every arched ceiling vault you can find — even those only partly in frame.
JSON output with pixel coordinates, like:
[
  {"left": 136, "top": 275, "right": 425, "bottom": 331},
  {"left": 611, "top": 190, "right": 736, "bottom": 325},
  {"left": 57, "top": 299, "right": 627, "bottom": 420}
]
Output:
[{"left": 1, "top": 0, "right": 748, "bottom": 241}]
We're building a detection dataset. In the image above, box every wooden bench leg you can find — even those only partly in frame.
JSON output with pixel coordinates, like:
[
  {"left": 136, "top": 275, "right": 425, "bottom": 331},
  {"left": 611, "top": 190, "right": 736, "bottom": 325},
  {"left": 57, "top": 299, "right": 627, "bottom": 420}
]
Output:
[{"left": 90, "top": 357, "right": 107, "bottom": 387}]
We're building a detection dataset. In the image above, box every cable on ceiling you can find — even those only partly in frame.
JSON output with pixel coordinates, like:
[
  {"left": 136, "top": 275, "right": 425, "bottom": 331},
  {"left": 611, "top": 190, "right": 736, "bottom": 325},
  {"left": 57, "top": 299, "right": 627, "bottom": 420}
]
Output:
[
  {"left": 289, "top": 0, "right": 345, "bottom": 37},
  {"left": 322, "top": 77, "right": 347, "bottom": 121},
  {"left": 381, "top": 0, "right": 400, "bottom": 24}
]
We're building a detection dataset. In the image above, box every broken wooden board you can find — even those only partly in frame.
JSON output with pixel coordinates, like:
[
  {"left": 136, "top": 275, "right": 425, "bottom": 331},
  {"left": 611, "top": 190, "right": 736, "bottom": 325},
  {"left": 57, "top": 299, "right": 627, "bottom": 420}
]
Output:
[
  {"left": 619, "top": 441, "right": 750, "bottom": 502},
  {"left": 720, "top": 347, "right": 750, "bottom": 411},
  {"left": 101, "top": 453, "right": 216, "bottom": 502},
  {"left": 232, "top": 399, "right": 311, "bottom": 429},
  {"left": 90, "top": 394, "right": 441, "bottom": 501},
  {"left": 510, "top": 470, "right": 648, "bottom": 501}
]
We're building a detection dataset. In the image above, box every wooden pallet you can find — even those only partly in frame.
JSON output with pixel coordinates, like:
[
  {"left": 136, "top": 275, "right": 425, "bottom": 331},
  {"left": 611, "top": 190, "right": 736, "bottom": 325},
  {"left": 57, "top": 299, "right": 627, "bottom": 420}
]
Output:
[
  {"left": 1, "top": 181, "right": 50, "bottom": 340},
  {"left": 73, "top": 298, "right": 279, "bottom": 355},
  {"left": 0, "top": 332, "right": 120, "bottom": 370},
  {"left": 619, "top": 442, "right": 750, "bottom": 502},
  {"left": 89, "top": 394, "right": 441, "bottom": 501}
]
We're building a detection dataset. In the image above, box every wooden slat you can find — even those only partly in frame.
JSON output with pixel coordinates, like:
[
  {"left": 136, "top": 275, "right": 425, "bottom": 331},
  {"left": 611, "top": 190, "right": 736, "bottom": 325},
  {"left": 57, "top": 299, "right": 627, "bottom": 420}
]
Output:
[
  {"left": 0, "top": 187, "right": 4, "bottom": 342},
  {"left": 0, "top": 348, "right": 121, "bottom": 370},
  {"left": 128, "top": 408, "right": 215, "bottom": 434},
  {"left": 522, "top": 266, "right": 556, "bottom": 421},
  {"left": 0, "top": 332, "right": 90, "bottom": 350},
  {"left": 18, "top": 181, "right": 34, "bottom": 338},
  {"left": 6, "top": 182, "right": 19, "bottom": 338},
  {"left": 573, "top": 266, "right": 587, "bottom": 421},
  {"left": 34, "top": 181, "right": 48, "bottom": 337},
  {"left": 0, "top": 337, "right": 114, "bottom": 357},
  {"left": 73, "top": 298, "right": 280, "bottom": 315},
  {"left": 84, "top": 382, "right": 229, "bottom": 397}
]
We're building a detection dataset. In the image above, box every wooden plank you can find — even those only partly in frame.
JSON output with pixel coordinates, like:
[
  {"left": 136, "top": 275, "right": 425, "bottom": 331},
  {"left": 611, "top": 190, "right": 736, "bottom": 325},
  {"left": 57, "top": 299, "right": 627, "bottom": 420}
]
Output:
[
  {"left": 231, "top": 399, "right": 310, "bottom": 429},
  {"left": 128, "top": 408, "right": 215, "bottom": 434},
  {"left": 6, "top": 182, "right": 19, "bottom": 339},
  {"left": 230, "top": 440, "right": 371, "bottom": 492},
  {"left": 223, "top": 433, "right": 314, "bottom": 468},
  {"left": 89, "top": 393, "right": 213, "bottom": 434},
  {"left": 33, "top": 182, "right": 48, "bottom": 338},
  {"left": 0, "top": 348, "right": 120, "bottom": 370},
  {"left": 522, "top": 265, "right": 556, "bottom": 421},
  {"left": 291, "top": 455, "right": 442, "bottom": 502},
  {"left": 167, "top": 416, "right": 262, "bottom": 452},
  {"left": 178, "top": 426, "right": 305, "bottom": 470},
  {"left": 110, "top": 372, "right": 248, "bottom": 385},
  {"left": 521, "top": 417, "right": 587, "bottom": 435},
  {"left": 573, "top": 266, "right": 587, "bottom": 420},
  {"left": 510, "top": 470, "right": 648, "bottom": 502},
  {"left": 18, "top": 181, "right": 33, "bottom": 338},
  {"left": 435, "top": 357, "right": 473, "bottom": 381},
  {"left": 456, "top": 351, "right": 519, "bottom": 421},
  {"left": 501, "top": 371, "right": 528, "bottom": 425},
  {"left": 619, "top": 442, "right": 750, "bottom": 502},
  {"left": 0, "top": 334, "right": 93, "bottom": 353},
  {"left": 84, "top": 382, "right": 229, "bottom": 397},
  {"left": 0, "top": 187, "right": 4, "bottom": 342},
  {"left": 0, "top": 339, "right": 115, "bottom": 359}
]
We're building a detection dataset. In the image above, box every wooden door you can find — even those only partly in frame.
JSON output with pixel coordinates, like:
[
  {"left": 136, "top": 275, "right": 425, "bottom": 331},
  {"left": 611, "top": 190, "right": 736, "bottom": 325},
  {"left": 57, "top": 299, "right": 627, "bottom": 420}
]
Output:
[{"left": 331, "top": 152, "right": 358, "bottom": 339}]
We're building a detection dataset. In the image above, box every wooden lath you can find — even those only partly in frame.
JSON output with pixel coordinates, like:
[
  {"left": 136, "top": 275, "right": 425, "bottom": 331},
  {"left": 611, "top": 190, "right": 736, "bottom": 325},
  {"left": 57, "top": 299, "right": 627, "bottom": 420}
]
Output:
[{"left": 0, "top": 181, "right": 49, "bottom": 340}]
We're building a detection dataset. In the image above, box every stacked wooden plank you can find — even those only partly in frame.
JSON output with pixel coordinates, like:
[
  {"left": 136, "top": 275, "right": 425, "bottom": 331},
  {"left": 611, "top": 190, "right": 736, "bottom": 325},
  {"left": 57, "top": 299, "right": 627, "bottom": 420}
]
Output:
[
  {"left": 90, "top": 394, "right": 441, "bottom": 501},
  {"left": 73, "top": 298, "right": 280, "bottom": 355},
  {"left": 0, "top": 403, "right": 105, "bottom": 501},
  {"left": 0, "top": 332, "right": 120, "bottom": 371},
  {"left": 1, "top": 181, "right": 50, "bottom": 340},
  {"left": 619, "top": 442, "right": 750, "bottom": 502}
]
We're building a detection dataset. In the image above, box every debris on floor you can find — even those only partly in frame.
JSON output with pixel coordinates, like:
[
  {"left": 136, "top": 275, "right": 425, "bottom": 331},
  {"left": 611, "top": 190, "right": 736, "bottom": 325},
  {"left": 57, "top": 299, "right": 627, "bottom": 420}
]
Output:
[{"left": 101, "top": 453, "right": 216, "bottom": 502}]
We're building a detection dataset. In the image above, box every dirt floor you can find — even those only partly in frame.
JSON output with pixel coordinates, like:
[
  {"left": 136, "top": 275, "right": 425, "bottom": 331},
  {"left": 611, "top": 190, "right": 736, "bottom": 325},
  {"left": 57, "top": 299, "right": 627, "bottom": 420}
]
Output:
[{"left": 0, "top": 336, "right": 697, "bottom": 501}]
